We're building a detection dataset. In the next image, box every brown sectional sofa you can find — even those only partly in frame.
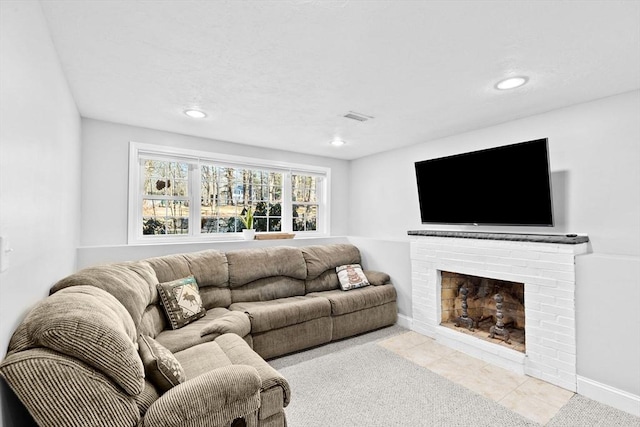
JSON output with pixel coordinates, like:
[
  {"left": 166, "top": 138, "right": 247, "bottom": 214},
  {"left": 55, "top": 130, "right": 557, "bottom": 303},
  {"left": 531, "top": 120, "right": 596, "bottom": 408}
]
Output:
[{"left": 0, "top": 243, "right": 397, "bottom": 427}]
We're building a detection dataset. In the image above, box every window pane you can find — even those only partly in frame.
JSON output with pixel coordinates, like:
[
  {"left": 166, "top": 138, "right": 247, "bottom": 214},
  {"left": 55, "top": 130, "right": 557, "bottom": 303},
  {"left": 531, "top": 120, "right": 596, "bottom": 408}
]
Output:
[
  {"left": 292, "top": 175, "right": 317, "bottom": 202},
  {"left": 293, "top": 204, "right": 317, "bottom": 231},
  {"left": 142, "top": 199, "right": 190, "bottom": 235},
  {"left": 270, "top": 186, "right": 282, "bottom": 202},
  {"left": 172, "top": 179, "right": 188, "bottom": 197},
  {"left": 144, "top": 160, "right": 189, "bottom": 196},
  {"left": 269, "top": 218, "right": 282, "bottom": 232},
  {"left": 199, "top": 166, "right": 283, "bottom": 234},
  {"left": 201, "top": 216, "right": 217, "bottom": 233},
  {"left": 254, "top": 217, "right": 267, "bottom": 232}
]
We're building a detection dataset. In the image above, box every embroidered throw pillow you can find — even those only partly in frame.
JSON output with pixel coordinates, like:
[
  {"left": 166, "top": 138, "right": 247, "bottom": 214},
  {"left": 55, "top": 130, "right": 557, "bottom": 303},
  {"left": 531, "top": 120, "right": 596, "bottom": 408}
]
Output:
[
  {"left": 138, "top": 335, "right": 185, "bottom": 392},
  {"left": 157, "top": 276, "right": 206, "bottom": 329},
  {"left": 336, "top": 264, "right": 370, "bottom": 291}
]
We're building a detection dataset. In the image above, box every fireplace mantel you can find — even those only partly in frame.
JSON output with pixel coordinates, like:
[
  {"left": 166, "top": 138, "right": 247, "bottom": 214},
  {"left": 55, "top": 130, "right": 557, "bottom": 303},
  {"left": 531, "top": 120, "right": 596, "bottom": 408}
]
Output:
[
  {"left": 408, "top": 230, "right": 589, "bottom": 245},
  {"left": 409, "top": 231, "right": 589, "bottom": 392}
]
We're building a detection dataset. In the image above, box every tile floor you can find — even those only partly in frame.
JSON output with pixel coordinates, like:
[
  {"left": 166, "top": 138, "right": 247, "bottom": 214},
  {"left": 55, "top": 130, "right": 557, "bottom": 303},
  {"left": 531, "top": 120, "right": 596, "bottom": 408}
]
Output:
[{"left": 378, "top": 331, "right": 574, "bottom": 425}]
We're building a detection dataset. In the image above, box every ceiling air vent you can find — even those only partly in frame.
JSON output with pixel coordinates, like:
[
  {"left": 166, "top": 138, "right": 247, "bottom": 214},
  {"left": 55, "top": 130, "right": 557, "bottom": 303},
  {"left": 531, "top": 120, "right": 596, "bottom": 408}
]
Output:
[{"left": 343, "top": 111, "right": 374, "bottom": 122}]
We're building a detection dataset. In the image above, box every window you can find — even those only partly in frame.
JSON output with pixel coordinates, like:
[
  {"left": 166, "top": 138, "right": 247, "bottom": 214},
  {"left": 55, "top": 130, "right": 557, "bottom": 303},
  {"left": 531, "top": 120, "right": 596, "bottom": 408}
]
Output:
[
  {"left": 142, "top": 160, "right": 190, "bottom": 235},
  {"left": 292, "top": 174, "right": 318, "bottom": 232},
  {"left": 129, "top": 142, "right": 329, "bottom": 243}
]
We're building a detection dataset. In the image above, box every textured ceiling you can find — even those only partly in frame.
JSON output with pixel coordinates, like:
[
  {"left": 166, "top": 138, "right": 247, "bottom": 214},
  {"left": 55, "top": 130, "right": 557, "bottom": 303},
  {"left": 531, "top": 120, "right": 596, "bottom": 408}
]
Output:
[{"left": 40, "top": 0, "right": 640, "bottom": 160}]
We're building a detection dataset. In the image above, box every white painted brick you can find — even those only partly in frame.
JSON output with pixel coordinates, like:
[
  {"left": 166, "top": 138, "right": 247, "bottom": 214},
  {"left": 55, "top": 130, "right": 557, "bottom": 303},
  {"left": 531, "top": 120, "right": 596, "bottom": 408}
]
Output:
[
  {"left": 539, "top": 354, "right": 575, "bottom": 373},
  {"left": 527, "top": 343, "right": 558, "bottom": 359},
  {"left": 557, "top": 370, "right": 578, "bottom": 386},
  {"left": 487, "top": 263, "right": 513, "bottom": 274},
  {"left": 524, "top": 283, "right": 541, "bottom": 294},
  {"left": 540, "top": 303, "right": 575, "bottom": 319},
  {"left": 526, "top": 292, "right": 556, "bottom": 305},
  {"left": 540, "top": 372, "right": 575, "bottom": 392},
  {"left": 553, "top": 332, "right": 576, "bottom": 347},
  {"left": 540, "top": 321, "right": 575, "bottom": 337},
  {"left": 515, "top": 267, "right": 548, "bottom": 279},
  {"left": 553, "top": 298, "right": 575, "bottom": 310},
  {"left": 506, "top": 257, "right": 529, "bottom": 267},
  {"left": 539, "top": 252, "right": 575, "bottom": 264},
  {"left": 525, "top": 300, "right": 541, "bottom": 312},
  {"left": 557, "top": 350, "right": 575, "bottom": 364},
  {"left": 543, "top": 288, "right": 575, "bottom": 300},
  {"left": 542, "top": 270, "right": 575, "bottom": 282},
  {"left": 526, "top": 359, "right": 559, "bottom": 376},
  {"left": 528, "top": 259, "right": 575, "bottom": 272},
  {"left": 556, "top": 280, "right": 575, "bottom": 291},
  {"left": 462, "top": 260, "right": 488, "bottom": 271},
  {"left": 525, "top": 326, "right": 551, "bottom": 339},
  {"left": 526, "top": 310, "right": 558, "bottom": 323},
  {"left": 527, "top": 276, "right": 560, "bottom": 288},
  {"left": 510, "top": 250, "right": 542, "bottom": 260},
  {"left": 525, "top": 365, "right": 543, "bottom": 379},
  {"left": 526, "top": 333, "right": 543, "bottom": 345},
  {"left": 526, "top": 317, "right": 540, "bottom": 328},
  {"left": 411, "top": 235, "right": 578, "bottom": 388},
  {"left": 556, "top": 316, "right": 575, "bottom": 327}
]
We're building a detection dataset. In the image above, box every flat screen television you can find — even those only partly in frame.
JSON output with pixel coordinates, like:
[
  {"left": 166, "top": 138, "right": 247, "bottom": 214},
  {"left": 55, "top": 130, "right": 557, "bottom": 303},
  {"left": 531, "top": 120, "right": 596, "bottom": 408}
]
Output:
[{"left": 414, "top": 138, "right": 554, "bottom": 226}]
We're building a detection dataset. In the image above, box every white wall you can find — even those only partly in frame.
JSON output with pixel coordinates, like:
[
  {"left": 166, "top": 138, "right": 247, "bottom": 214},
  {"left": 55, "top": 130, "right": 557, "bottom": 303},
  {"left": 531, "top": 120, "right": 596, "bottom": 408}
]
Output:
[
  {"left": 0, "top": 1, "right": 81, "bottom": 425},
  {"left": 348, "top": 91, "right": 640, "bottom": 405},
  {"left": 80, "top": 118, "right": 350, "bottom": 249}
]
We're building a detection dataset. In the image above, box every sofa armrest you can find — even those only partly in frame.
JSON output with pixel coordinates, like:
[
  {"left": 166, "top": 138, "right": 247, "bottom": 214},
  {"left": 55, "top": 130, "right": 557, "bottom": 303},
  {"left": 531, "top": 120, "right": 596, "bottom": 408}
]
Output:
[
  {"left": 363, "top": 270, "right": 391, "bottom": 286},
  {"left": 143, "top": 365, "right": 261, "bottom": 427},
  {"left": 200, "top": 311, "right": 251, "bottom": 338},
  {"left": 0, "top": 348, "right": 139, "bottom": 427}
]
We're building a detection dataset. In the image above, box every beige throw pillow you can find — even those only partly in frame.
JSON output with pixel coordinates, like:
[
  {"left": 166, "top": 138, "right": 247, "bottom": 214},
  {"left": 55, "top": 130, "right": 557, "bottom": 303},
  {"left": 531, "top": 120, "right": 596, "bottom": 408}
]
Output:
[
  {"left": 157, "top": 276, "right": 206, "bottom": 329},
  {"left": 336, "top": 264, "right": 370, "bottom": 291},
  {"left": 138, "top": 335, "right": 185, "bottom": 392}
]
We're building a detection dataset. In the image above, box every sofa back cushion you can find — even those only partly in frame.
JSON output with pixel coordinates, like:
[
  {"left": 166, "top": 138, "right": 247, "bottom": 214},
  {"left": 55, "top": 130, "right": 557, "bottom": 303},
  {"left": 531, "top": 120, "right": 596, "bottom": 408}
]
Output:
[
  {"left": 302, "top": 244, "right": 362, "bottom": 293},
  {"left": 50, "top": 261, "right": 159, "bottom": 336},
  {"left": 227, "top": 246, "right": 307, "bottom": 302},
  {"left": 7, "top": 285, "right": 145, "bottom": 396},
  {"left": 144, "top": 250, "right": 230, "bottom": 336}
]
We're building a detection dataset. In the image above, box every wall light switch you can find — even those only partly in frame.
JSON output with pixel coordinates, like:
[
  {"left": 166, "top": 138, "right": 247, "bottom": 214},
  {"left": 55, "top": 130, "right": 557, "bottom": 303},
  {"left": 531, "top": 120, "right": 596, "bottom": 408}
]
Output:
[{"left": 0, "top": 236, "right": 12, "bottom": 272}]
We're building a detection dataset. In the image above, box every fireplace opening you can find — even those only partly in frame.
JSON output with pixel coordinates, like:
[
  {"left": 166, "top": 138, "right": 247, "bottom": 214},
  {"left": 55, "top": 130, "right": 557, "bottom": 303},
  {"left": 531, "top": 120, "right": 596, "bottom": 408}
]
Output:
[{"left": 440, "top": 271, "right": 525, "bottom": 353}]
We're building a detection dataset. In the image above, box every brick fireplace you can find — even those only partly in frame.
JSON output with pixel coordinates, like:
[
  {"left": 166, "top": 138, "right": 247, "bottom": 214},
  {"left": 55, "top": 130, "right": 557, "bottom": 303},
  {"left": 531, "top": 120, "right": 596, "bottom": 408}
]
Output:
[{"left": 409, "top": 231, "right": 589, "bottom": 391}]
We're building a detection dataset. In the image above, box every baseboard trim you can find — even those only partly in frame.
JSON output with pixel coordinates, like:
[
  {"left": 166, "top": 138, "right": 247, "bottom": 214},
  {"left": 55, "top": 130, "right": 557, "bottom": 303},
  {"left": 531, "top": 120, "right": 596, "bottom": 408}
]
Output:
[
  {"left": 577, "top": 375, "right": 640, "bottom": 416},
  {"left": 397, "top": 314, "right": 413, "bottom": 329}
]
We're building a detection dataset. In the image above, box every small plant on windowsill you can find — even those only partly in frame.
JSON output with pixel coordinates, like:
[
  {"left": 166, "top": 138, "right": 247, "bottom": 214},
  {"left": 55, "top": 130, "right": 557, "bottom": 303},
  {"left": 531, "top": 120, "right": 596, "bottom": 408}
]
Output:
[{"left": 240, "top": 207, "right": 255, "bottom": 240}]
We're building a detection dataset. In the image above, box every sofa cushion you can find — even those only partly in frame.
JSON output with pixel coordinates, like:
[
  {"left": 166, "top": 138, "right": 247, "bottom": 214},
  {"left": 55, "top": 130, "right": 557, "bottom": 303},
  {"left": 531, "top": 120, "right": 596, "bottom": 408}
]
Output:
[
  {"left": 227, "top": 246, "right": 307, "bottom": 288},
  {"left": 174, "top": 341, "right": 233, "bottom": 380},
  {"left": 50, "top": 261, "right": 159, "bottom": 334},
  {"left": 229, "top": 296, "right": 331, "bottom": 333},
  {"left": 230, "top": 276, "right": 306, "bottom": 303},
  {"left": 200, "top": 311, "right": 251, "bottom": 338},
  {"left": 138, "top": 335, "right": 185, "bottom": 392},
  {"left": 7, "top": 285, "right": 144, "bottom": 396},
  {"left": 302, "top": 244, "right": 361, "bottom": 293},
  {"left": 145, "top": 250, "right": 232, "bottom": 310},
  {"left": 157, "top": 276, "right": 206, "bottom": 330},
  {"left": 308, "top": 284, "right": 397, "bottom": 316},
  {"left": 302, "top": 244, "right": 361, "bottom": 280},
  {"left": 363, "top": 270, "right": 391, "bottom": 286},
  {"left": 336, "top": 264, "right": 370, "bottom": 290},
  {"left": 155, "top": 307, "right": 239, "bottom": 353}
]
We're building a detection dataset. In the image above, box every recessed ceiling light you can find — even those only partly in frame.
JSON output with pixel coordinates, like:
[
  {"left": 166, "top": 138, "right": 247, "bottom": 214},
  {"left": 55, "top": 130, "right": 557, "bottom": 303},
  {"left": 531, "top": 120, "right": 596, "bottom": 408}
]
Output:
[
  {"left": 184, "top": 109, "right": 207, "bottom": 118},
  {"left": 330, "top": 138, "right": 346, "bottom": 146},
  {"left": 495, "top": 76, "right": 529, "bottom": 90}
]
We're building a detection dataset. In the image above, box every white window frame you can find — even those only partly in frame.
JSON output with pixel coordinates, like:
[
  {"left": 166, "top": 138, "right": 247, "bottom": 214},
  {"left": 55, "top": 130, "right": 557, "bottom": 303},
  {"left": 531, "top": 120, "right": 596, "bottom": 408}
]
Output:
[{"left": 128, "top": 142, "right": 330, "bottom": 244}]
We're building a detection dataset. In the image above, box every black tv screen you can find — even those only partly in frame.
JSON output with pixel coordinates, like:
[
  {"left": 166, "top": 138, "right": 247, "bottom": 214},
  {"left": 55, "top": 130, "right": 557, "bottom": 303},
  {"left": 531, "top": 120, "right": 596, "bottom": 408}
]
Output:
[{"left": 414, "top": 138, "right": 554, "bottom": 226}]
